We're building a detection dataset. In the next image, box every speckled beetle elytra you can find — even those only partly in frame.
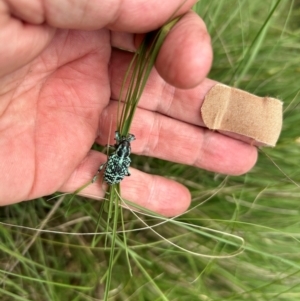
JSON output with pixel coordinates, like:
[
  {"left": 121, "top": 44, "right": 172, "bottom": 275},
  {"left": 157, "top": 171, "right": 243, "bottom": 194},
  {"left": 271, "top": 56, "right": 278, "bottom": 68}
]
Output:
[{"left": 92, "top": 131, "right": 136, "bottom": 185}]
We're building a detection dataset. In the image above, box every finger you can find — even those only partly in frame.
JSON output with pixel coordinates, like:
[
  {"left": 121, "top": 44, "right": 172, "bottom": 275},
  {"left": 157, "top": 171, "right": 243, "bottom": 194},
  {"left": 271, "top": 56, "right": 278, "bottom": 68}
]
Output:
[
  {"left": 98, "top": 101, "right": 257, "bottom": 176},
  {"left": 59, "top": 150, "right": 191, "bottom": 217},
  {"left": 7, "top": 0, "right": 197, "bottom": 31},
  {"left": 111, "top": 11, "right": 213, "bottom": 88},
  {"left": 156, "top": 11, "right": 212, "bottom": 88}
]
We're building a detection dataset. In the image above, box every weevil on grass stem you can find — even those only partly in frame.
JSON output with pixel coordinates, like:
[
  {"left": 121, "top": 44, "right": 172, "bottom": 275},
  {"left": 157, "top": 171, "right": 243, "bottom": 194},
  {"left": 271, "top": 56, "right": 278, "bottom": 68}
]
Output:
[{"left": 92, "top": 131, "right": 136, "bottom": 185}]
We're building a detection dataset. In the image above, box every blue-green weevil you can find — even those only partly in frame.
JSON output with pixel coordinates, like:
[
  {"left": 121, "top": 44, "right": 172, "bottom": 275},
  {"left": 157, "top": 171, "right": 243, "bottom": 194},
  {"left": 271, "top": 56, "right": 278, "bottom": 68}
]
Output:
[{"left": 93, "top": 131, "right": 136, "bottom": 185}]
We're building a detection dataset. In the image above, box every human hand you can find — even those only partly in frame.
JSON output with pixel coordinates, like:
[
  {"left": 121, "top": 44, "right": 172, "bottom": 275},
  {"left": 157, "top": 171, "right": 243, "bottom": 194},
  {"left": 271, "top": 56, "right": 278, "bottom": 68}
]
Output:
[{"left": 0, "top": 0, "right": 257, "bottom": 215}]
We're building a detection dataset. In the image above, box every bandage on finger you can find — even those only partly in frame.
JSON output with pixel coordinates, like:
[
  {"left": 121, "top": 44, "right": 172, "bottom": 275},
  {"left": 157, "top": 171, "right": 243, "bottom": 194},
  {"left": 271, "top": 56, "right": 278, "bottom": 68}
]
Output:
[{"left": 201, "top": 84, "right": 283, "bottom": 147}]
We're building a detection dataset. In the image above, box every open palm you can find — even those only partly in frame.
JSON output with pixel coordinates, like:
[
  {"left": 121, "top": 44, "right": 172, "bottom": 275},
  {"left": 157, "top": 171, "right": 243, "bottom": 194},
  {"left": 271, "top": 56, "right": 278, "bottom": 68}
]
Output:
[
  {"left": 0, "top": 27, "right": 112, "bottom": 202},
  {"left": 0, "top": 1, "right": 257, "bottom": 216}
]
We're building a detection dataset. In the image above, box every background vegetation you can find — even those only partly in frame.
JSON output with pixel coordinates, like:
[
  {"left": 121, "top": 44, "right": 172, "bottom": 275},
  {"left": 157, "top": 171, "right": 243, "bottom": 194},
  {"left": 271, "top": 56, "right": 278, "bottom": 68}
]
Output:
[{"left": 1, "top": 0, "right": 300, "bottom": 300}]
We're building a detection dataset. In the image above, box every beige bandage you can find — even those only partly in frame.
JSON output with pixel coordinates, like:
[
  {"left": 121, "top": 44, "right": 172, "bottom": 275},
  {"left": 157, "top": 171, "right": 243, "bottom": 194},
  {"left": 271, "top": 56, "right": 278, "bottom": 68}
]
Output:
[{"left": 201, "top": 84, "right": 283, "bottom": 147}]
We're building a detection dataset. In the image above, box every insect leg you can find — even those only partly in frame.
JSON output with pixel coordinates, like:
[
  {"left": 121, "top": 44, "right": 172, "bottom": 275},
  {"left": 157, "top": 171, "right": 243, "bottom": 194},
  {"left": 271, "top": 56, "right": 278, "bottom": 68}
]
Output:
[
  {"left": 92, "top": 162, "right": 107, "bottom": 183},
  {"left": 127, "top": 133, "right": 136, "bottom": 142},
  {"left": 115, "top": 131, "right": 121, "bottom": 142}
]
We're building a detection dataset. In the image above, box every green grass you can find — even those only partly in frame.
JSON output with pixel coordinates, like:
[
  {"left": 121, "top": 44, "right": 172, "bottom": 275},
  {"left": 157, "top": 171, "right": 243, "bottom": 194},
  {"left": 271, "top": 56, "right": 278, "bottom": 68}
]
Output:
[{"left": 1, "top": 0, "right": 300, "bottom": 300}]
